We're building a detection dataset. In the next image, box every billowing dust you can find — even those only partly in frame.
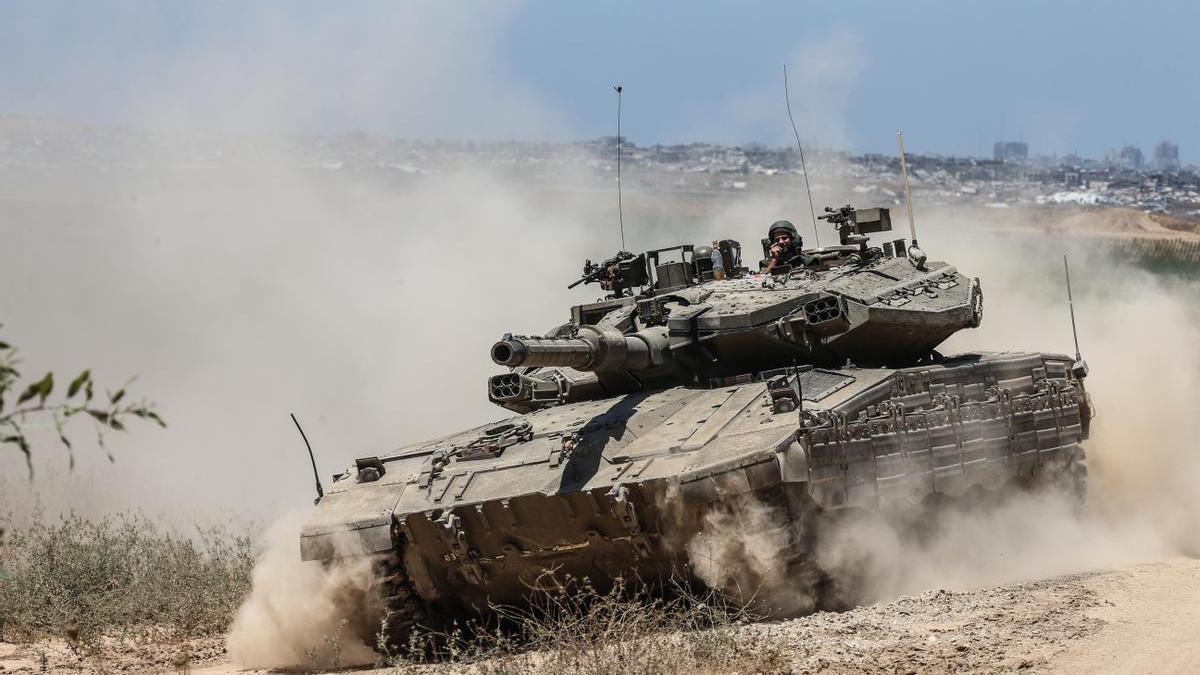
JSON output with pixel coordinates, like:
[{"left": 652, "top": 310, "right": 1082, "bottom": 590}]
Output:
[
  {"left": 225, "top": 514, "right": 379, "bottom": 670},
  {"left": 686, "top": 495, "right": 824, "bottom": 615}
]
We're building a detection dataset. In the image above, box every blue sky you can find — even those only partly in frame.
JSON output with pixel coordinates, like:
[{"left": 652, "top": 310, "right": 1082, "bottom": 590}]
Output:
[{"left": 1, "top": 1, "right": 1196, "bottom": 160}]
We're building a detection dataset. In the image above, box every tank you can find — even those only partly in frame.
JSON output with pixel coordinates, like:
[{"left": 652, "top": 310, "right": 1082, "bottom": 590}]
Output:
[{"left": 300, "top": 204, "right": 1091, "bottom": 643}]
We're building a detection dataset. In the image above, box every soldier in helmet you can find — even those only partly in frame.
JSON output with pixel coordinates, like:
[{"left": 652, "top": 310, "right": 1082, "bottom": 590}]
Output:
[{"left": 762, "top": 220, "right": 803, "bottom": 274}]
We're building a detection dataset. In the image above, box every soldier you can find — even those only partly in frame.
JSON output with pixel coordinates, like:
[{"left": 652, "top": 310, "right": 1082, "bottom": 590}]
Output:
[
  {"left": 710, "top": 240, "right": 726, "bottom": 280},
  {"left": 762, "top": 220, "right": 803, "bottom": 274}
]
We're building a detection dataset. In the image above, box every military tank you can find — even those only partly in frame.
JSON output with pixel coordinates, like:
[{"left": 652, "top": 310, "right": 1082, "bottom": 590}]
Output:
[{"left": 300, "top": 204, "right": 1091, "bottom": 642}]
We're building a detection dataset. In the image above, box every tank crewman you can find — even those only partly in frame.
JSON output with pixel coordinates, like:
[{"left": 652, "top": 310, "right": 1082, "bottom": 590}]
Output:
[{"left": 762, "top": 220, "right": 803, "bottom": 274}]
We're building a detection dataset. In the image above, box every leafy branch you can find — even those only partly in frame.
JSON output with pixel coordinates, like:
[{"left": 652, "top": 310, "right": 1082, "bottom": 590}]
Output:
[{"left": 0, "top": 328, "right": 165, "bottom": 478}]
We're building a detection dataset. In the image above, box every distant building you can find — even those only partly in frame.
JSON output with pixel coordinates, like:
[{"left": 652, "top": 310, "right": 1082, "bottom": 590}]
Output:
[
  {"left": 1152, "top": 140, "right": 1180, "bottom": 171},
  {"left": 1119, "top": 145, "right": 1144, "bottom": 169},
  {"left": 993, "top": 141, "right": 1028, "bottom": 162}
]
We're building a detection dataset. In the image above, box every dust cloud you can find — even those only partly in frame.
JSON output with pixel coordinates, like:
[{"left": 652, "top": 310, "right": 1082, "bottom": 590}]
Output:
[
  {"left": 686, "top": 495, "right": 826, "bottom": 616},
  {"left": 0, "top": 162, "right": 650, "bottom": 524},
  {"left": 0, "top": 1, "right": 587, "bottom": 524},
  {"left": 225, "top": 514, "right": 378, "bottom": 669}
]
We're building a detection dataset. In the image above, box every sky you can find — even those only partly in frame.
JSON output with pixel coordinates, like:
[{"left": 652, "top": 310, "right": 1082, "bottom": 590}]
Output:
[{"left": 1, "top": 0, "right": 1197, "bottom": 160}]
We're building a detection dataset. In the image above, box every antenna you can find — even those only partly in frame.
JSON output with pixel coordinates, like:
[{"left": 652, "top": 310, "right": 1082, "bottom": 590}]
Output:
[
  {"left": 784, "top": 65, "right": 820, "bottom": 246},
  {"left": 613, "top": 84, "right": 626, "bottom": 252},
  {"left": 290, "top": 412, "right": 324, "bottom": 504},
  {"left": 896, "top": 131, "right": 919, "bottom": 247},
  {"left": 1064, "top": 254, "right": 1082, "bottom": 362}
]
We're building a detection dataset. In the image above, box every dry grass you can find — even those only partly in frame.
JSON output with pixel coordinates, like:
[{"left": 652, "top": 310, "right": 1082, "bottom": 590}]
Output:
[
  {"left": 0, "top": 512, "right": 254, "bottom": 648},
  {"left": 382, "top": 575, "right": 789, "bottom": 675},
  {"left": 1, "top": 515, "right": 786, "bottom": 674}
]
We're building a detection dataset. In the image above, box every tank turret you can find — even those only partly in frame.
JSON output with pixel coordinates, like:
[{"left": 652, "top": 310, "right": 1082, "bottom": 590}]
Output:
[{"left": 489, "top": 205, "right": 983, "bottom": 410}]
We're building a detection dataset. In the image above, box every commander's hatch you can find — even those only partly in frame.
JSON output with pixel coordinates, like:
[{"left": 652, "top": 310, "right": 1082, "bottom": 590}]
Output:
[{"left": 646, "top": 245, "right": 695, "bottom": 293}]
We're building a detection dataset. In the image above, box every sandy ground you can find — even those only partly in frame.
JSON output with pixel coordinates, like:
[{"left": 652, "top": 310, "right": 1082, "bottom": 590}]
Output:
[
  {"left": 1048, "top": 557, "right": 1200, "bottom": 674},
  {"left": 5, "top": 556, "right": 1195, "bottom": 675},
  {"left": 953, "top": 205, "right": 1200, "bottom": 242}
]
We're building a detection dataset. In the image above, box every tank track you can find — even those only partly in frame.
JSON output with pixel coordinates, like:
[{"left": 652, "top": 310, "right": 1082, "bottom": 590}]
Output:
[
  {"left": 371, "top": 543, "right": 426, "bottom": 652},
  {"left": 1048, "top": 444, "right": 1088, "bottom": 507}
]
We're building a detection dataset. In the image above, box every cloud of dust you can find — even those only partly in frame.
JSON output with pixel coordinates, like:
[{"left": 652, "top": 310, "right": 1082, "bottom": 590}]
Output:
[
  {"left": 676, "top": 203, "right": 1200, "bottom": 609},
  {"left": 0, "top": 0, "right": 636, "bottom": 525},
  {"left": 0, "top": 3, "right": 613, "bottom": 524},
  {"left": 225, "top": 513, "right": 378, "bottom": 669},
  {"left": 0, "top": 163, "right": 624, "bottom": 522},
  {"left": 685, "top": 496, "right": 818, "bottom": 615}
]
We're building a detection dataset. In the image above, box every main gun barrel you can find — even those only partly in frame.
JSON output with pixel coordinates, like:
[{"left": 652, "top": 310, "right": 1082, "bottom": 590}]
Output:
[
  {"left": 491, "top": 326, "right": 668, "bottom": 372},
  {"left": 491, "top": 335, "right": 595, "bottom": 369}
]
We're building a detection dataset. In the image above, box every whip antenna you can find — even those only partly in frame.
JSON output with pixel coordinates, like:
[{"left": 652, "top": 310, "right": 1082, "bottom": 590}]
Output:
[
  {"left": 614, "top": 84, "right": 626, "bottom": 251},
  {"left": 1064, "top": 254, "right": 1082, "bottom": 362},
  {"left": 784, "top": 65, "right": 820, "bottom": 246},
  {"left": 896, "top": 131, "right": 919, "bottom": 246},
  {"left": 290, "top": 413, "right": 324, "bottom": 504}
]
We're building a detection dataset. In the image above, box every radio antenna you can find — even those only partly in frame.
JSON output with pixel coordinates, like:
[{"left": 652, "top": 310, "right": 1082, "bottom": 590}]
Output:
[
  {"left": 290, "top": 412, "right": 324, "bottom": 504},
  {"left": 1064, "top": 254, "right": 1082, "bottom": 362},
  {"left": 896, "top": 131, "right": 919, "bottom": 247},
  {"left": 614, "top": 84, "right": 627, "bottom": 252},
  {"left": 784, "top": 65, "right": 820, "bottom": 246}
]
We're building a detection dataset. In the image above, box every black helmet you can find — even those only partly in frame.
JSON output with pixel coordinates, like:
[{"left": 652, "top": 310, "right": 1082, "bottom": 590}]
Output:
[{"left": 768, "top": 220, "right": 798, "bottom": 240}]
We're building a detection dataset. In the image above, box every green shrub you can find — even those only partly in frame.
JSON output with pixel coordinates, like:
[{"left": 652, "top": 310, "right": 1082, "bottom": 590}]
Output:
[{"left": 0, "top": 512, "right": 254, "bottom": 643}]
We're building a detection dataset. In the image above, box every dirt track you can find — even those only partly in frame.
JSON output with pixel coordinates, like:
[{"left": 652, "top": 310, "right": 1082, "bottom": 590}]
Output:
[
  {"left": 760, "top": 556, "right": 1200, "bottom": 674},
  {"left": 149, "top": 556, "right": 1200, "bottom": 674}
]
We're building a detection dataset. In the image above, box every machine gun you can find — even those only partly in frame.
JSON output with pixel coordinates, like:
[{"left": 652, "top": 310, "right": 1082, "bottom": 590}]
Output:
[
  {"left": 568, "top": 251, "right": 648, "bottom": 297},
  {"left": 818, "top": 205, "right": 893, "bottom": 248}
]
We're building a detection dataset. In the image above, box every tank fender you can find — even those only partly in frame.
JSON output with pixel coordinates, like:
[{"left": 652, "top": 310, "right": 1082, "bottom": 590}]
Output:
[
  {"left": 775, "top": 435, "right": 810, "bottom": 484},
  {"left": 300, "top": 521, "right": 393, "bottom": 561},
  {"left": 677, "top": 454, "right": 788, "bottom": 504}
]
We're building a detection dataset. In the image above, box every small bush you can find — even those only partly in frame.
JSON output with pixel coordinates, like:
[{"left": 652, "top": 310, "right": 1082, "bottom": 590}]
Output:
[
  {"left": 384, "top": 574, "right": 789, "bottom": 675},
  {"left": 0, "top": 512, "right": 255, "bottom": 644}
]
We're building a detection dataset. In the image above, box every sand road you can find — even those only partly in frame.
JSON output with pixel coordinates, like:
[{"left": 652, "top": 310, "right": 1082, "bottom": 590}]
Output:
[
  {"left": 185, "top": 556, "right": 1200, "bottom": 674},
  {"left": 1047, "top": 557, "right": 1200, "bottom": 674},
  {"left": 5, "top": 557, "right": 1197, "bottom": 674}
]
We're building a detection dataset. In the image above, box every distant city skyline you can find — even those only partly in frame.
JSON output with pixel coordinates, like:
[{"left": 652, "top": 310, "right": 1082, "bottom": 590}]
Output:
[{"left": 1, "top": 1, "right": 1196, "bottom": 162}]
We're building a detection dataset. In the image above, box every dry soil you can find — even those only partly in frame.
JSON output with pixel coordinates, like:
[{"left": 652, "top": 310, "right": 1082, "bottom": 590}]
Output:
[{"left": 5, "top": 556, "right": 1195, "bottom": 674}]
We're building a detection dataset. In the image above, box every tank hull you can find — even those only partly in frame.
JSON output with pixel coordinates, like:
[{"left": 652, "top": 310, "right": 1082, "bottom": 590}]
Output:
[{"left": 301, "top": 350, "right": 1090, "bottom": 636}]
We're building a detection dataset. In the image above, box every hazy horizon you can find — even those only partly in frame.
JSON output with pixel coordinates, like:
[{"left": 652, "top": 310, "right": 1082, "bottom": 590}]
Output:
[{"left": 1, "top": 1, "right": 1196, "bottom": 162}]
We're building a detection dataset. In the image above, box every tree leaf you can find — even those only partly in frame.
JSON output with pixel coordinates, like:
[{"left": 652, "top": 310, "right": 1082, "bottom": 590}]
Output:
[
  {"left": 85, "top": 380, "right": 94, "bottom": 403},
  {"left": 36, "top": 372, "right": 53, "bottom": 404},
  {"left": 1, "top": 435, "right": 32, "bottom": 479},
  {"left": 87, "top": 410, "right": 110, "bottom": 424},
  {"left": 16, "top": 382, "right": 39, "bottom": 405},
  {"left": 135, "top": 408, "right": 166, "bottom": 428},
  {"left": 0, "top": 341, "right": 9, "bottom": 350},
  {"left": 67, "top": 370, "right": 90, "bottom": 398},
  {"left": 109, "top": 389, "right": 125, "bottom": 405}
]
